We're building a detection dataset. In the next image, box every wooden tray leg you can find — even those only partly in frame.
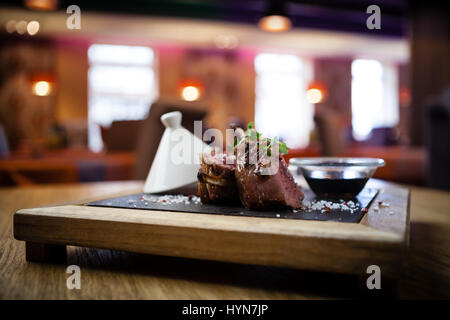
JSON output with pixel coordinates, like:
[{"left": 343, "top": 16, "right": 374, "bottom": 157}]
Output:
[{"left": 25, "top": 242, "right": 67, "bottom": 263}]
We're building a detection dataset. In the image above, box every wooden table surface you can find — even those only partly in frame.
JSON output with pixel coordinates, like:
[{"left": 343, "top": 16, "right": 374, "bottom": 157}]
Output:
[{"left": 1, "top": 180, "right": 449, "bottom": 299}]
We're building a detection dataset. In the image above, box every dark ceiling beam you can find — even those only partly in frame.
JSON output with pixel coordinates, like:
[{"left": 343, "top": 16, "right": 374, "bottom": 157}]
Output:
[{"left": 2, "top": 0, "right": 407, "bottom": 37}]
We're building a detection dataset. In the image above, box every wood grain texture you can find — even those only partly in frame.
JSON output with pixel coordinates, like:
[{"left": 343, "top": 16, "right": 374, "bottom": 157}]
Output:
[{"left": 1, "top": 180, "right": 449, "bottom": 299}]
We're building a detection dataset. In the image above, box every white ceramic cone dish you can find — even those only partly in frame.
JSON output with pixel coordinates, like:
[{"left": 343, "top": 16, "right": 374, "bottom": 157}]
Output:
[{"left": 143, "top": 111, "right": 207, "bottom": 194}]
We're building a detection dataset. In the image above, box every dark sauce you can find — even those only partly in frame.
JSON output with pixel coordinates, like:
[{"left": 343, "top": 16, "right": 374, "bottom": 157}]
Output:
[{"left": 305, "top": 177, "right": 369, "bottom": 198}]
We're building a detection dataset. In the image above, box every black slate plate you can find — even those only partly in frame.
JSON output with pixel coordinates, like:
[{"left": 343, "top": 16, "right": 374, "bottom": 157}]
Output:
[{"left": 85, "top": 188, "right": 378, "bottom": 223}]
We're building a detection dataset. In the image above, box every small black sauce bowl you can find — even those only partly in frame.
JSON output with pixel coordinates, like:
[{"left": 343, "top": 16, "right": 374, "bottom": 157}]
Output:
[{"left": 289, "top": 157, "right": 385, "bottom": 198}]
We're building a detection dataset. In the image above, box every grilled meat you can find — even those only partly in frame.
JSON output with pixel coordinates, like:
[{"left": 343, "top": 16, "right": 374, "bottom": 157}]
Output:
[
  {"left": 234, "top": 138, "right": 304, "bottom": 210},
  {"left": 197, "top": 125, "right": 303, "bottom": 210},
  {"left": 197, "top": 152, "right": 240, "bottom": 204}
]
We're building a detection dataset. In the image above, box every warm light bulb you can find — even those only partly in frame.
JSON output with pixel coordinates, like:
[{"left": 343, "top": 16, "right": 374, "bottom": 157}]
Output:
[
  {"left": 214, "top": 34, "right": 238, "bottom": 49},
  {"left": 27, "top": 21, "right": 40, "bottom": 36},
  {"left": 306, "top": 88, "right": 323, "bottom": 104},
  {"left": 33, "top": 81, "right": 51, "bottom": 96},
  {"left": 181, "top": 86, "right": 200, "bottom": 101},
  {"left": 5, "top": 20, "right": 16, "bottom": 34},
  {"left": 258, "top": 15, "right": 291, "bottom": 32},
  {"left": 25, "top": 0, "right": 58, "bottom": 11},
  {"left": 16, "top": 21, "right": 28, "bottom": 35}
]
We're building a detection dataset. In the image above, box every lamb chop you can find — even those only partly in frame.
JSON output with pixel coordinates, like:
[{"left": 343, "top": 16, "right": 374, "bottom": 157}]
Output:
[
  {"left": 234, "top": 125, "right": 304, "bottom": 210},
  {"left": 197, "top": 151, "right": 240, "bottom": 204},
  {"left": 197, "top": 124, "right": 304, "bottom": 210}
]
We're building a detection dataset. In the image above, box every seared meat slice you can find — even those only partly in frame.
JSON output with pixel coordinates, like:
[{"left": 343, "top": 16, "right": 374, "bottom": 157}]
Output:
[
  {"left": 197, "top": 125, "right": 303, "bottom": 210},
  {"left": 234, "top": 139, "right": 304, "bottom": 210},
  {"left": 197, "top": 152, "right": 240, "bottom": 204}
]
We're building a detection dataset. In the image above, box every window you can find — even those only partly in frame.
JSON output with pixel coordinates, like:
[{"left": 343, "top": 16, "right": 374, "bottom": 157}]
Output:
[
  {"left": 88, "top": 44, "right": 157, "bottom": 152},
  {"left": 351, "top": 59, "right": 399, "bottom": 141},
  {"left": 254, "top": 53, "right": 313, "bottom": 148}
]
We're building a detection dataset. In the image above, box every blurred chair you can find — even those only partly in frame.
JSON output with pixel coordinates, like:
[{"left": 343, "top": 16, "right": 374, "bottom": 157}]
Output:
[
  {"left": 427, "top": 88, "right": 450, "bottom": 190},
  {"left": 77, "top": 160, "right": 107, "bottom": 182},
  {"left": 0, "top": 124, "right": 10, "bottom": 158},
  {"left": 103, "top": 120, "right": 146, "bottom": 152},
  {"left": 314, "top": 108, "right": 345, "bottom": 156},
  {"left": 134, "top": 99, "right": 208, "bottom": 180},
  {"left": 363, "top": 127, "right": 399, "bottom": 146}
]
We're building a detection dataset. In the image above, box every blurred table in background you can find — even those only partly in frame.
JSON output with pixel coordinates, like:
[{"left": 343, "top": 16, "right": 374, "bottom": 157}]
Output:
[{"left": 0, "top": 148, "right": 135, "bottom": 186}]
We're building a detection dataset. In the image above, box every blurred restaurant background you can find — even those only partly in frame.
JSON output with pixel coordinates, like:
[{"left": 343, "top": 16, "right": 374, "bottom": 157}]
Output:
[{"left": 0, "top": 0, "right": 449, "bottom": 189}]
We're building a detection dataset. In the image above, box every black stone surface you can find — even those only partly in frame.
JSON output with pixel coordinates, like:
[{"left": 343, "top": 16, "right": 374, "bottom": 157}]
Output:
[{"left": 85, "top": 188, "right": 378, "bottom": 223}]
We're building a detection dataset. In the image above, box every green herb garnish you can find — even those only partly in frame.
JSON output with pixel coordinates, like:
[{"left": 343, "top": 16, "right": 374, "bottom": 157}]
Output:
[
  {"left": 278, "top": 141, "right": 288, "bottom": 155},
  {"left": 236, "top": 122, "right": 289, "bottom": 155}
]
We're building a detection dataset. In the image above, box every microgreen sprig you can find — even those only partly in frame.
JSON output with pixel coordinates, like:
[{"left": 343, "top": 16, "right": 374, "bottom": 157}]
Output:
[{"left": 234, "top": 122, "right": 289, "bottom": 155}]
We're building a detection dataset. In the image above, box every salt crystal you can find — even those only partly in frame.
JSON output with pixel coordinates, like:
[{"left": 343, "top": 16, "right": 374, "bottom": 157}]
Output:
[
  {"left": 141, "top": 194, "right": 201, "bottom": 206},
  {"left": 304, "top": 198, "right": 363, "bottom": 213},
  {"left": 379, "top": 201, "right": 390, "bottom": 208}
]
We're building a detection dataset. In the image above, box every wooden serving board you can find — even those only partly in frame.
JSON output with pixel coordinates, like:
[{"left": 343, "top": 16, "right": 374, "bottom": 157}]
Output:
[{"left": 13, "top": 181, "right": 410, "bottom": 277}]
